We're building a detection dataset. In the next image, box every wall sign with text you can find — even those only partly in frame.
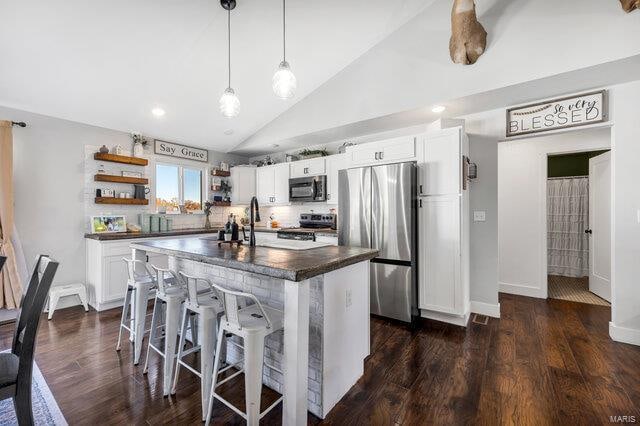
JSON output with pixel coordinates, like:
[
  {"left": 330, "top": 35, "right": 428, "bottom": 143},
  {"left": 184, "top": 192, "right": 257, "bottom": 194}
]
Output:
[
  {"left": 506, "top": 90, "right": 607, "bottom": 137},
  {"left": 154, "top": 140, "right": 208, "bottom": 163}
]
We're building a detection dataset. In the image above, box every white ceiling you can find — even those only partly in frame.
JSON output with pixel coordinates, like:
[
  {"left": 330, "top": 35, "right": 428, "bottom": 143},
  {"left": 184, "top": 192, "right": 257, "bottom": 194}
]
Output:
[{"left": 0, "top": 0, "right": 432, "bottom": 152}]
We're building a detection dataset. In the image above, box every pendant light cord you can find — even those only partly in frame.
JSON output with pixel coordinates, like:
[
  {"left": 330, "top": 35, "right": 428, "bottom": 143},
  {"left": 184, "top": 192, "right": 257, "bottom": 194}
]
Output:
[
  {"left": 282, "top": 0, "right": 286, "bottom": 62},
  {"left": 227, "top": 7, "right": 231, "bottom": 88}
]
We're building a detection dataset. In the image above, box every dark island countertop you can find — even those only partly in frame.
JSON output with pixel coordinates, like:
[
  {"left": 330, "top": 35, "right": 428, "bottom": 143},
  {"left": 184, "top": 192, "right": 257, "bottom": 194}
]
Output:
[
  {"left": 130, "top": 238, "right": 377, "bottom": 282},
  {"left": 84, "top": 228, "right": 221, "bottom": 241}
]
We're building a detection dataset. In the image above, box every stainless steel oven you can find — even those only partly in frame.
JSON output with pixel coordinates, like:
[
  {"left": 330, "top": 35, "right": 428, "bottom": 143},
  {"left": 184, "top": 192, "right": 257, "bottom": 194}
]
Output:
[{"left": 289, "top": 175, "right": 327, "bottom": 202}]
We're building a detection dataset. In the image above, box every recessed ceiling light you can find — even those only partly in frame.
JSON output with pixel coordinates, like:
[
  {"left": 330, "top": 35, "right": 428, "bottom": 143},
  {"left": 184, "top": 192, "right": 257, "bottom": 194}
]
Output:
[
  {"left": 432, "top": 105, "right": 446, "bottom": 113},
  {"left": 224, "top": 129, "right": 234, "bottom": 135},
  {"left": 151, "top": 107, "right": 166, "bottom": 117}
]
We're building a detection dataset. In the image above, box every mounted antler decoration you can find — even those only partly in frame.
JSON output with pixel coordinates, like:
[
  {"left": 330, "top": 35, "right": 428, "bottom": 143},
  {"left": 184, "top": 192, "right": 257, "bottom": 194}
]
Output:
[
  {"left": 620, "top": 0, "right": 639, "bottom": 12},
  {"left": 449, "top": 0, "right": 487, "bottom": 65}
]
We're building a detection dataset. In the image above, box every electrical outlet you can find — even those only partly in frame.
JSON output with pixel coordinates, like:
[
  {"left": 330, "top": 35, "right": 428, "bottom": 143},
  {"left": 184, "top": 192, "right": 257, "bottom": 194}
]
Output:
[
  {"left": 473, "top": 210, "right": 486, "bottom": 222},
  {"left": 345, "top": 289, "right": 352, "bottom": 308}
]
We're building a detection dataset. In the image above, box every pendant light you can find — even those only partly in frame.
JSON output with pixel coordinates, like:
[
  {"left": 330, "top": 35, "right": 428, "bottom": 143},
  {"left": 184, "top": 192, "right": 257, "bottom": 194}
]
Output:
[
  {"left": 219, "top": 0, "right": 240, "bottom": 117},
  {"left": 272, "top": 0, "right": 296, "bottom": 99}
]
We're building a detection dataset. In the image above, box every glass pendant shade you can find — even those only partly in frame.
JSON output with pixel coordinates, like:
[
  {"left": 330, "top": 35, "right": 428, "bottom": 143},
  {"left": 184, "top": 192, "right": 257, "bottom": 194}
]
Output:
[
  {"left": 272, "top": 61, "right": 297, "bottom": 99},
  {"left": 219, "top": 87, "right": 240, "bottom": 118}
]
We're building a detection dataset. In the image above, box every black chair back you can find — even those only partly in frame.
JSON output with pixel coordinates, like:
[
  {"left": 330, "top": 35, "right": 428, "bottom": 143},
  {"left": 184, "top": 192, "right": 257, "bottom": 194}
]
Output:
[
  {"left": 11, "top": 256, "right": 58, "bottom": 391},
  {"left": 0, "top": 256, "right": 6, "bottom": 273}
]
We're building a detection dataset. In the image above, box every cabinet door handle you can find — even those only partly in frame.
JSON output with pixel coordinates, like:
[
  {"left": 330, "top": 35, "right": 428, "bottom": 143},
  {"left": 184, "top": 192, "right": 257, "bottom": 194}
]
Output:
[
  {"left": 374, "top": 152, "right": 379, "bottom": 160},
  {"left": 327, "top": 194, "right": 331, "bottom": 200},
  {"left": 379, "top": 151, "right": 384, "bottom": 160},
  {"left": 419, "top": 199, "right": 422, "bottom": 208},
  {"left": 420, "top": 184, "right": 423, "bottom": 194}
]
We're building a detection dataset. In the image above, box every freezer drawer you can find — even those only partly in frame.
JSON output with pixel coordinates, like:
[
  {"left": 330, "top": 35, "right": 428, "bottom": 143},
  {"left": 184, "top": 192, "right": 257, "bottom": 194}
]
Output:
[{"left": 370, "top": 262, "right": 414, "bottom": 322}]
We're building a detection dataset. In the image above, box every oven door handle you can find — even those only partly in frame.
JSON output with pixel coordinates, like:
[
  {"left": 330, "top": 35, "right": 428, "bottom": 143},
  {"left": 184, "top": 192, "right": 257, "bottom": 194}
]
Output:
[{"left": 312, "top": 178, "right": 319, "bottom": 200}]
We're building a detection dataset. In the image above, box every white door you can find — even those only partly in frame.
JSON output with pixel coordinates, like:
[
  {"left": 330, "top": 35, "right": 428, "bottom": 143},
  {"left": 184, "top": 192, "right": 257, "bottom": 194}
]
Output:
[{"left": 588, "top": 151, "right": 611, "bottom": 302}]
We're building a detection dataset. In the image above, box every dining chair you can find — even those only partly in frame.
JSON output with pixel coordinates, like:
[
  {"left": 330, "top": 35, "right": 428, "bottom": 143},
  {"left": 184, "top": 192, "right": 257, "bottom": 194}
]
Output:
[{"left": 0, "top": 255, "right": 59, "bottom": 425}]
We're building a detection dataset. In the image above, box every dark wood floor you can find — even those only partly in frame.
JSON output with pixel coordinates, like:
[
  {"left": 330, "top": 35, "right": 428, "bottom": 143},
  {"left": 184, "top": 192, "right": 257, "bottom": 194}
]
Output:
[{"left": 1, "top": 293, "right": 639, "bottom": 425}]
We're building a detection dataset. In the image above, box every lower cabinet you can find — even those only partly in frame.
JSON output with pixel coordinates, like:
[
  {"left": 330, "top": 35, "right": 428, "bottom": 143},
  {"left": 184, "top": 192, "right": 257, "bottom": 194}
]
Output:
[{"left": 418, "top": 195, "right": 466, "bottom": 315}]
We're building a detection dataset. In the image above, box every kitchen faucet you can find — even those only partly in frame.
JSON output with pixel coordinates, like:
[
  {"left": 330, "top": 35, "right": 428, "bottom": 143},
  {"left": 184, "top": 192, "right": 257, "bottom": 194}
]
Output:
[{"left": 249, "top": 196, "right": 261, "bottom": 247}]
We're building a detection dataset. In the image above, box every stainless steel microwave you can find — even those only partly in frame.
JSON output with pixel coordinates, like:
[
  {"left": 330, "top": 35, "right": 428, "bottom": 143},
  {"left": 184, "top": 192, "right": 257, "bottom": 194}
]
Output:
[{"left": 289, "top": 175, "right": 327, "bottom": 202}]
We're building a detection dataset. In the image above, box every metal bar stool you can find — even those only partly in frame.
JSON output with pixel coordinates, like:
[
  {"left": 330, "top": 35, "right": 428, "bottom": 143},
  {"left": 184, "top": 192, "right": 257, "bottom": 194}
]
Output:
[
  {"left": 172, "top": 272, "right": 224, "bottom": 421},
  {"left": 142, "top": 265, "right": 188, "bottom": 396},
  {"left": 204, "top": 283, "right": 284, "bottom": 426}
]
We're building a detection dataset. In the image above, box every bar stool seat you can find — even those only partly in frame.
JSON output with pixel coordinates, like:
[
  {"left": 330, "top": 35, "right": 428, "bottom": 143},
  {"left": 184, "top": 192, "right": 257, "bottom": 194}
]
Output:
[{"left": 229, "top": 304, "right": 284, "bottom": 333}]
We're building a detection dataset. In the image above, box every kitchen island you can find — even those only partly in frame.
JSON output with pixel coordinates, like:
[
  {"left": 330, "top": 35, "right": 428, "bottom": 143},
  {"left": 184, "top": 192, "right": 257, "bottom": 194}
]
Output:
[{"left": 130, "top": 237, "right": 378, "bottom": 425}]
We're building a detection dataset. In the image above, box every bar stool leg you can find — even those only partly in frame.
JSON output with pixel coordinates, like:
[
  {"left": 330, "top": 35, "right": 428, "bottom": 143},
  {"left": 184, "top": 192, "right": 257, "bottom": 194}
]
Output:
[
  {"left": 199, "top": 314, "right": 217, "bottom": 421},
  {"left": 143, "top": 297, "right": 161, "bottom": 374},
  {"left": 244, "top": 334, "right": 265, "bottom": 426},
  {"left": 116, "top": 287, "right": 132, "bottom": 351},
  {"left": 205, "top": 326, "right": 226, "bottom": 426},
  {"left": 171, "top": 307, "right": 190, "bottom": 395},
  {"left": 133, "top": 283, "right": 151, "bottom": 365},
  {"left": 163, "top": 299, "right": 182, "bottom": 396}
]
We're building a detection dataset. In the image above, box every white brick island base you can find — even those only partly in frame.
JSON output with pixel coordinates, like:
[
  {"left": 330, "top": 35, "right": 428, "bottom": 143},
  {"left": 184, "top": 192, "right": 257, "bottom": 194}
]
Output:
[{"left": 171, "top": 257, "right": 371, "bottom": 421}]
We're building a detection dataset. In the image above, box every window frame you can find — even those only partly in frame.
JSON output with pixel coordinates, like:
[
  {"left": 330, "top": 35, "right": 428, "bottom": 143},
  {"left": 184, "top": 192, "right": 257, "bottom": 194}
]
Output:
[{"left": 155, "top": 161, "right": 208, "bottom": 214}]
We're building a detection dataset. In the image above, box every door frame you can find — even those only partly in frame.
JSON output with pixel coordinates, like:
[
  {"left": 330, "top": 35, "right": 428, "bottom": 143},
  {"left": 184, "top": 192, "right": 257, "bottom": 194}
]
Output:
[{"left": 539, "top": 144, "right": 613, "bottom": 302}]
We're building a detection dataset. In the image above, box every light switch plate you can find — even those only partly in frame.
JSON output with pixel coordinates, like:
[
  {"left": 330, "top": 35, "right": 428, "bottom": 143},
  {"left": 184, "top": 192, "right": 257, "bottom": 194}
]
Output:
[{"left": 473, "top": 211, "right": 486, "bottom": 222}]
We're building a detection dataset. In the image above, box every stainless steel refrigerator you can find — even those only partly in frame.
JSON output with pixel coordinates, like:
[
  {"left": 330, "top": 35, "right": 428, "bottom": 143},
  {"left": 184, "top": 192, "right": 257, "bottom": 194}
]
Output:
[{"left": 338, "top": 162, "right": 418, "bottom": 323}]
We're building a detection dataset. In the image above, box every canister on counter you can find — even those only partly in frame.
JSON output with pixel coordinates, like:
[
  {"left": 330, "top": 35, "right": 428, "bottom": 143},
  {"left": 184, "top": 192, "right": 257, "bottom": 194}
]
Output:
[
  {"left": 150, "top": 215, "right": 160, "bottom": 233},
  {"left": 139, "top": 213, "right": 151, "bottom": 233},
  {"left": 160, "top": 216, "right": 168, "bottom": 232},
  {"left": 166, "top": 218, "right": 173, "bottom": 231}
]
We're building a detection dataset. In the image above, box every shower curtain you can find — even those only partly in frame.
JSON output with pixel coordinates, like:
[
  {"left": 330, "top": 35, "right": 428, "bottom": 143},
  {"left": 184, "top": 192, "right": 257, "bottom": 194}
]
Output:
[{"left": 547, "top": 177, "right": 589, "bottom": 277}]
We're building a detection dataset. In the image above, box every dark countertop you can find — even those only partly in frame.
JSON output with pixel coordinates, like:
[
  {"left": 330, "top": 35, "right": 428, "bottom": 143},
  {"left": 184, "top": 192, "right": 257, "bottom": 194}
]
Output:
[
  {"left": 84, "top": 228, "right": 221, "bottom": 241},
  {"left": 130, "top": 238, "right": 377, "bottom": 282}
]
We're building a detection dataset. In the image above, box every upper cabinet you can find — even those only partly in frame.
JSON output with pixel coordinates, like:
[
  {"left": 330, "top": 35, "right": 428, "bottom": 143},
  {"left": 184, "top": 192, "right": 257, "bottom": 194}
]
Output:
[
  {"left": 326, "top": 153, "right": 349, "bottom": 205},
  {"left": 230, "top": 166, "right": 256, "bottom": 205},
  {"left": 418, "top": 127, "right": 462, "bottom": 196},
  {"left": 290, "top": 157, "right": 326, "bottom": 178},
  {"left": 347, "top": 136, "right": 416, "bottom": 166},
  {"left": 256, "top": 163, "right": 290, "bottom": 206}
]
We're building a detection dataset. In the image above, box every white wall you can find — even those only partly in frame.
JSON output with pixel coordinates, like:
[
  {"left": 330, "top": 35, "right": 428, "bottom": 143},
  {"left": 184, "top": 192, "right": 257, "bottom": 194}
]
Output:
[
  {"left": 609, "top": 81, "right": 640, "bottom": 344},
  {"left": 498, "top": 127, "right": 611, "bottom": 298},
  {"left": 2, "top": 105, "right": 247, "bottom": 292}
]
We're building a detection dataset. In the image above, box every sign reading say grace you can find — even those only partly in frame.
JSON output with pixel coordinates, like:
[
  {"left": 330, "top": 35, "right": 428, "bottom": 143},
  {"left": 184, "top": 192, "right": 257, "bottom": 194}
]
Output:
[
  {"left": 506, "top": 90, "right": 607, "bottom": 137},
  {"left": 154, "top": 140, "right": 208, "bottom": 163}
]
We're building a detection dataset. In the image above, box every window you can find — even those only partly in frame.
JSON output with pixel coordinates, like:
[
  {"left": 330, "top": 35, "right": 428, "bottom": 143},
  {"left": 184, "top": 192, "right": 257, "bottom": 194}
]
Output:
[{"left": 156, "top": 163, "right": 204, "bottom": 213}]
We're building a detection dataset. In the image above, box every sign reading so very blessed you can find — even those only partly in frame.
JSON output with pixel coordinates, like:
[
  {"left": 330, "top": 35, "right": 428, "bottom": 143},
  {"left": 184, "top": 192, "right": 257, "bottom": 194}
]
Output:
[
  {"left": 154, "top": 140, "right": 208, "bottom": 163},
  {"left": 506, "top": 90, "right": 607, "bottom": 137}
]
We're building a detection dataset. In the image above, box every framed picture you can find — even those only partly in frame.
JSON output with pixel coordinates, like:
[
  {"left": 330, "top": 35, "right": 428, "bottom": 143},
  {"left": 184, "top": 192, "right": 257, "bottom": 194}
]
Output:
[
  {"left": 220, "top": 162, "right": 229, "bottom": 172},
  {"left": 91, "top": 215, "right": 127, "bottom": 233},
  {"left": 101, "top": 188, "right": 115, "bottom": 197}
]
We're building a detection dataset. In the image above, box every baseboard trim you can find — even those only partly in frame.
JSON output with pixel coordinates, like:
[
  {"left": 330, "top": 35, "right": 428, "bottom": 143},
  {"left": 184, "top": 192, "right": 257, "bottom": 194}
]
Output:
[
  {"left": 499, "top": 281, "right": 545, "bottom": 299},
  {"left": 470, "top": 301, "right": 501, "bottom": 318},
  {"left": 609, "top": 322, "right": 640, "bottom": 346},
  {"left": 420, "top": 309, "right": 471, "bottom": 327}
]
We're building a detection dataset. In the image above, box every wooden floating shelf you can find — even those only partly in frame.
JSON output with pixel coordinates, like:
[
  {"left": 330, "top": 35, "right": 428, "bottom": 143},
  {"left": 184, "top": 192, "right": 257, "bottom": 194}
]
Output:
[
  {"left": 94, "top": 174, "right": 149, "bottom": 185},
  {"left": 95, "top": 197, "right": 149, "bottom": 205},
  {"left": 210, "top": 201, "right": 231, "bottom": 206},
  {"left": 94, "top": 153, "right": 148, "bottom": 166},
  {"left": 211, "top": 170, "right": 230, "bottom": 177}
]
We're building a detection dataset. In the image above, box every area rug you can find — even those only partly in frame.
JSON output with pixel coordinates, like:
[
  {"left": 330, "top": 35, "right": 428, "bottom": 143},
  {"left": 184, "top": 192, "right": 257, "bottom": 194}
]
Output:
[
  {"left": 548, "top": 275, "right": 610, "bottom": 307},
  {"left": 0, "top": 352, "right": 67, "bottom": 426}
]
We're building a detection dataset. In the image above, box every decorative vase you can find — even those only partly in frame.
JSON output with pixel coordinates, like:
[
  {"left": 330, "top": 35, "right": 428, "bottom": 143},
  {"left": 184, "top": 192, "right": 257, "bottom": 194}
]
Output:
[
  {"left": 99, "top": 145, "right": 109, "bottom": 154},
  {"left": 205, "top": 215, "right": 211, "bottom": 229},
  {"left": 133, "top": 141, "right": 144, "bottom": 158}
]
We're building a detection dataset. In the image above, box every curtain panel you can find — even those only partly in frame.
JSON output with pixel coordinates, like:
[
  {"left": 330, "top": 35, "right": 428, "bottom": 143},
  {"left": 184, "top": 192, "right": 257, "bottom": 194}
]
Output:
[
  {"left": 0, "top": 121, "right": 23, "bottom": 308},
  {"left": 547, "top": 177, "right": 589, "bottom": 278}
]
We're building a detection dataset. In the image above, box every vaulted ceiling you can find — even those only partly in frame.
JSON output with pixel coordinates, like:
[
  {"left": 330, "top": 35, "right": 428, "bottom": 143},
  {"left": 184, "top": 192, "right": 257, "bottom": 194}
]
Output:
[{"left": 0, "top": 0, "right": 433, "bottom": 152}]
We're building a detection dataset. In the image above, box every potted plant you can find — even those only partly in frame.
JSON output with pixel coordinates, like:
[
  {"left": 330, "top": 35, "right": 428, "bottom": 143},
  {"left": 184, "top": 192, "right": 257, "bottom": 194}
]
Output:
[
  {"left": 131, "top": 132, "right": 149, "bottom": 158},
  {"left": 298, "top": 148, "right": 329, "bottom": 159}
]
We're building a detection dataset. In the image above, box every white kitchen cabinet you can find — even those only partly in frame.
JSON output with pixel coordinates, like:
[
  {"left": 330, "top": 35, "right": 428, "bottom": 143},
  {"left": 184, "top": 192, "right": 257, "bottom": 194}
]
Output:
[
  {"left": 290, "top": 157, "right": 326, "bottom": 178},
  {"left": 418, "top": 195, "right": 463, "bottom": 314},
  {"left": 418, "top": 127, "right": 461, "bottom": 196},
  {"left": 255, "top": 163, "right": 290, "bottom": 206},
  {"left": 326, "top": 153, "right": 349, "bottom": 204},
  {"left": 347, "top": 136, "right": 416, "bottom": 166},
  {"left": 230, "top": 165, "right": 256, "bottom": 205}
]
